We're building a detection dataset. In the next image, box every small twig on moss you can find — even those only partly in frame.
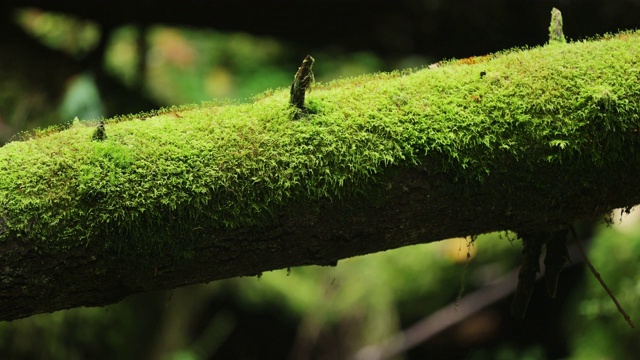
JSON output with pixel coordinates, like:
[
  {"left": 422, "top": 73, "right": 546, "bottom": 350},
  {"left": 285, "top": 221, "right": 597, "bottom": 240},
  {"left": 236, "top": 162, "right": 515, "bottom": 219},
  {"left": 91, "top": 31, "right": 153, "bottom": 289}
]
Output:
[
  {"left": 92, "top": 120, "right": 107, "bottom": 141},
  {"left": 290, "top": 55, "right": 315, "bottom": 119},
  {"left": 569, "top": 225, "right": 635, "bottom": 329},
  {"left": 549, "top": 7, "right": 566, "bottom": 44}
]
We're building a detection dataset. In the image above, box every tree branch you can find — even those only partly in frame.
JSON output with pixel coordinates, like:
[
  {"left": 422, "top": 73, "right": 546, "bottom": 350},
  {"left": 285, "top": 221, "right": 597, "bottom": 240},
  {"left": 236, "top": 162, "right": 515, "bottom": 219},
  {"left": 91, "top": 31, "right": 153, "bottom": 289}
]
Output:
[{"left": 1, "top": 33, "right": 640, "bottom": 321}]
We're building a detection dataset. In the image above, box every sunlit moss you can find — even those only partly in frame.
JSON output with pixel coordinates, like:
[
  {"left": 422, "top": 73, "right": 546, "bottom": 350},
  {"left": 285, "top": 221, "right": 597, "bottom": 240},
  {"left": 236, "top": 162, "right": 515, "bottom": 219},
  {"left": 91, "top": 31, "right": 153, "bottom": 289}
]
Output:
[{"left": 0, "top": 31, "right": 639, "bottom": 260}]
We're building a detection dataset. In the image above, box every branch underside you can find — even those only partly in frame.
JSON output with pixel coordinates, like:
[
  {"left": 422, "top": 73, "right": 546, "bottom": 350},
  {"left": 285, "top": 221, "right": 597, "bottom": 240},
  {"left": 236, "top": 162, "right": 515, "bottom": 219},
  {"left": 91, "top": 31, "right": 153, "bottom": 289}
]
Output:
[{"left": 2, "top": 158, "right": 639, "bottom": 321}]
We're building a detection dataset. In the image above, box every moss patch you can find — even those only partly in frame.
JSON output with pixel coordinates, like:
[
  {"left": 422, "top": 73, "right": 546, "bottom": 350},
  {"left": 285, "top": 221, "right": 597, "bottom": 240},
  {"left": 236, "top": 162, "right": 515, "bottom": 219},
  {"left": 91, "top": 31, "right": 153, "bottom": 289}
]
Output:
[{"left": 1, "top": 32, "right": 639, "bottom": 258}]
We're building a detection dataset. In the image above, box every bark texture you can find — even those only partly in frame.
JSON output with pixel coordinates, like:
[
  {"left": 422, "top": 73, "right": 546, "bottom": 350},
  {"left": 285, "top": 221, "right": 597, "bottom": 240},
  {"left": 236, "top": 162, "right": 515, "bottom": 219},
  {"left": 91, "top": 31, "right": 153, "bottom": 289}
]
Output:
[{"left": 2, "top": 160, "right": 639, "bottom": 321}]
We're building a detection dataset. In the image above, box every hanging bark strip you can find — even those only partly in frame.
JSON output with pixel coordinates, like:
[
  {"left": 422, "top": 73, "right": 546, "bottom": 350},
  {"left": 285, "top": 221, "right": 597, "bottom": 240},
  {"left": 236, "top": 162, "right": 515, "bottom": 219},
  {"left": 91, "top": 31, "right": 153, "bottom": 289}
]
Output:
[
  {"left": 511, "top": 229, "right": 569, "bottom": 318},
  {"left": 544, "top": 229, "right": 570, "bottom": 298},
  {"left": 511, "top": 232, "right": 546, "bottom": 319}
]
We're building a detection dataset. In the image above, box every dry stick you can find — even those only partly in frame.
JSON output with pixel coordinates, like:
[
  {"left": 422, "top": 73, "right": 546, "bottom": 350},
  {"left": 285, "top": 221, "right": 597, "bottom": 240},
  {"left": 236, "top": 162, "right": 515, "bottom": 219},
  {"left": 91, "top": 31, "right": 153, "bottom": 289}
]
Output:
[{"left": 569, "top": 225, "right": 635, "bottom": 329}]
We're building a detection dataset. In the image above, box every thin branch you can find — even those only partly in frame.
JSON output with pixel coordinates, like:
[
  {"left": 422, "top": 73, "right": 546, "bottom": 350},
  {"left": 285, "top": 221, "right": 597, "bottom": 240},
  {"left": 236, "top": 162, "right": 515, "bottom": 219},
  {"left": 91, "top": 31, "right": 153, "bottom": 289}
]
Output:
[
  {"left": 353, "top": 266, "right": 523, "bottom": 360},
  {"left": 569, "top": 225, "right": 635, "bottom": 329}
]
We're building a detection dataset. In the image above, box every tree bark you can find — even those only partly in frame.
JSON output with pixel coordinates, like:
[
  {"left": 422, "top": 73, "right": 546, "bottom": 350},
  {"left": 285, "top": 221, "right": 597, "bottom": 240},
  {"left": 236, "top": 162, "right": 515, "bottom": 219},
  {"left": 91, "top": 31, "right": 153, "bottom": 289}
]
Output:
[{"left": 1, "top": 33, "right": 639, "bottom": 321}]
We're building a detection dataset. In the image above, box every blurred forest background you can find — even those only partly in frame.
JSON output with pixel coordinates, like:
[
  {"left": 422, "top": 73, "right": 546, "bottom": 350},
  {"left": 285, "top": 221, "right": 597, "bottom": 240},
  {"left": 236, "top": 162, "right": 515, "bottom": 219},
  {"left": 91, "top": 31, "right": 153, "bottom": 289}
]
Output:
[{"left": 1, "top": 1, "right": 640, "bottom": 359}]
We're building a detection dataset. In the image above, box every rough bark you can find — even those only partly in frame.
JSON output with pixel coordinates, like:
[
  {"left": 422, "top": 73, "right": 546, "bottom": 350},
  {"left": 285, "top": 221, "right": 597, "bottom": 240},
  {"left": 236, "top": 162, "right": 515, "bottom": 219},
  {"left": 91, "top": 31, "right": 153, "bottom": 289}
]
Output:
[{"left": 3, "top": 161, "right": 639, "bottom": 322}]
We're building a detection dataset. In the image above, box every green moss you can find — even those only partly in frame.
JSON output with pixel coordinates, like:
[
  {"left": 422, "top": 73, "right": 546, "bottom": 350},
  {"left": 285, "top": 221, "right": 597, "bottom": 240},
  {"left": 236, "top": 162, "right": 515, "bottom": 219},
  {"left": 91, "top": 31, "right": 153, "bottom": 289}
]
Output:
[{"left": 1, "top": 31, "right": 639, "bottom": 258}]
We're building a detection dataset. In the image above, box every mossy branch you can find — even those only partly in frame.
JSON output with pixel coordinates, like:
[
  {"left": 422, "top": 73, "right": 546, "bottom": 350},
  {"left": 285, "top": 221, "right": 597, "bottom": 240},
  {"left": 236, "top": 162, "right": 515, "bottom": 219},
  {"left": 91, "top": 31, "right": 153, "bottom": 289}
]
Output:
[{"left": 1, "top": 32, "right": 640, "bottom": 321}]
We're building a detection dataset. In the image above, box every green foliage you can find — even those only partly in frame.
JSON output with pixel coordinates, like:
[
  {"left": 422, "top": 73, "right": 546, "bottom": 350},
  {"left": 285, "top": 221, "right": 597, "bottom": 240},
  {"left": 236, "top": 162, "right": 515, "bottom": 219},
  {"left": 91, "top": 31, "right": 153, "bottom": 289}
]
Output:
[
  {"left": 15, "top": 9, "right": 100, "bottom": 57},
  {"left": 567, "top": 215, "right": 640, "bottom": 359},
  {"left": 0, "top": 303, "right": 145, "bottom": 360},
  {"left": 60, "top": 74, "right": 106, "bottom": 121}
]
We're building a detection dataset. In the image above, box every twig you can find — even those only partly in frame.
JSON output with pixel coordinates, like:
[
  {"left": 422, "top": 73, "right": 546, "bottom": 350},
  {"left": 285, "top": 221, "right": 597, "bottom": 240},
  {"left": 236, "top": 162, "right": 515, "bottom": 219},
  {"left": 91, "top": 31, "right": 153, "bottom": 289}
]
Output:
[
  {"left": 569, "top": 225, "right": 635, "bottom": 329},
  {"left": 92, "top": 120, "right": 107, "bottom": 141},
  {"left": 353, "top": 266, "right": 522, "bottom": 360},
  {"left": 352, "top": 243, "right": 588, "bottom": 360},
  {"left": 290, "top": 55, "right": 315, "bottom": 119}
]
